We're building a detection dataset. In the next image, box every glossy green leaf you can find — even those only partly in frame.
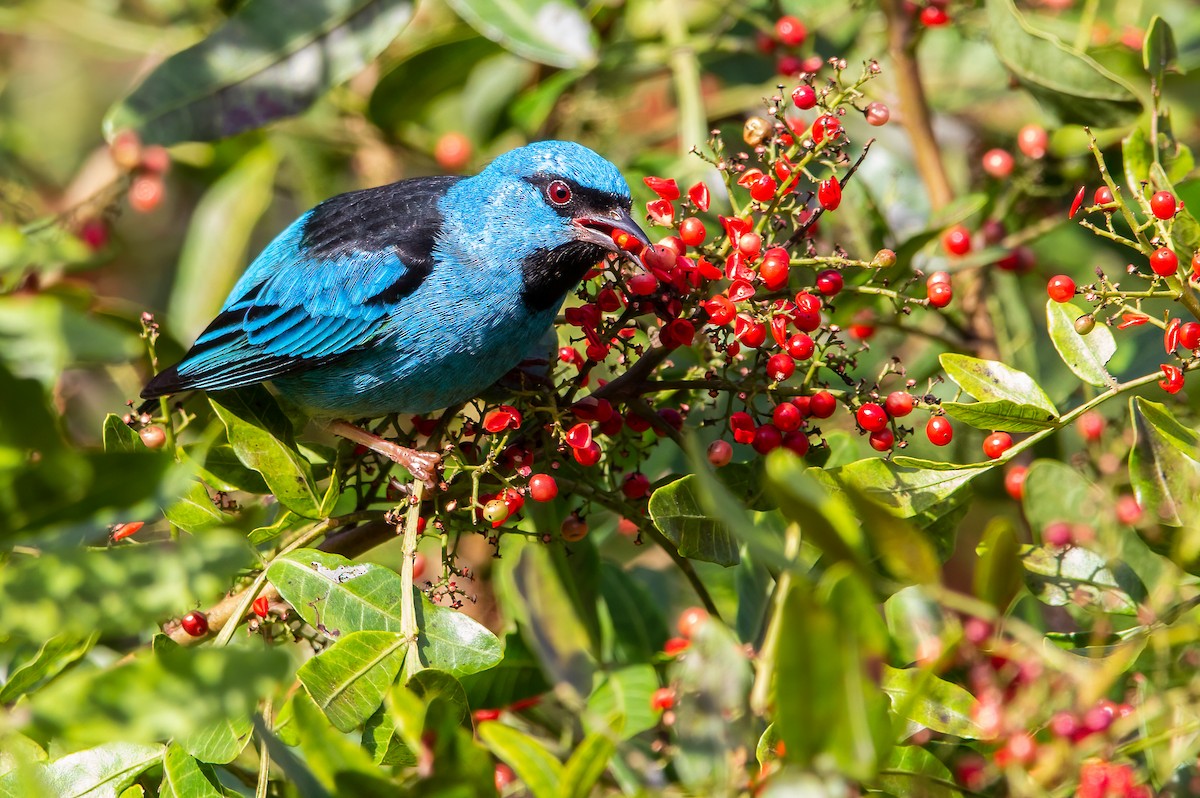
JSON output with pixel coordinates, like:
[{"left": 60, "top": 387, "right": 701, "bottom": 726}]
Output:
[
  {"left": 836, "top": 458, "right": 989, "bottom": 518},
  {"left": 267, "top": 549, "right": 503, "bottom": 676},
  {"left": 985, "top": 0, "right": 1141, "bottom": 127},
  {"left": 190, "top": 443, "right": 270, "bottom": 495},
  {"left": 585, "top": 665, "right": 659, "bottom": 740},
  {"left": 974, "top": 518, "right": 1023, "bottom": 611},
  {"left": 478, "top": 723, "right": 562, "bottom": 798},
  {"left": 0, "top": 633, "right": 96, "bottom": 704},
  {"left": 167, "top": 146, "right": 280, "bottom": 342},
  {"left": 160, "top": 744, "right": 222, "bottom": 798},
  {"left": 885, "top": 587, "right": 955, "bottom": 665},
  {"left": 105, "top": 0, "right": 415, "bottom": 145},
  {"left": 446, "top": 0, "right": 597, "bottom": 69},
  {"left": 101, "top": 415, "right": 140, "bottom": 454},
  {"left": 1128, "top": 397, "right": 1200, "bottom": 531},
  {"left": 649, "top": 474, "right": 740, "bottom": 565},
  {"left": 942, "top": 398, "right": 1058, "bottom": 432},
  {"left": 0, "top": 743, "right": 163, "bottom": 798},
  {"left": 1020, "top": 545, "right": 1146, "bottom": 615},
  {"left": 881, "top": 665, "right": 981, "bottom": 738},
  {"left": 835, "top": 482, "right": 941, "bottom": 584},
  {"left": 180, "top": 716, "right": 253, "bottom": 765},
  {"left": 877, "top": 745, "right": 962, "bottom": 798},
  {"left": 290, "top": 691, "right": 389, "bottom": 794},
  {"left": 458, "top": 632, "right": 547, "bottom": 711},
  {"left": 1022, "top": 460, "right": 1108, "bottom": 537},
  {"left": 1143, "top": 16, "right": 1179, "bottom": 81},
  {"left": 939, "top": 353, "right": 1058, "bottom": 415},
  {"left": 209, "top": 388, "right": 323, "bottom": 518},
  {"left": 0, "top": 295, "right": 141, "bottom": 388},
  {"left": 1046, "top": 300, "right": 1117, "bottom": 387},
  {"left": 361, "top": 706, "right": 416, "bottom": 767},
  {"left": 561, "top": 733, "right": 615, "bottom": 798},
  {"left": 163, "top": 482, "right": 233, "bottom": 534},
  {"left": 299, "top": 631, "right": 407, "bottom": 732}
]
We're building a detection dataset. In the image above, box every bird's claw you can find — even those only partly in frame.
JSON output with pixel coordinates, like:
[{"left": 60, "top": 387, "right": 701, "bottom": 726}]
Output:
[{"left": 400, "top": 450, "right": 443, "bottom": 491}]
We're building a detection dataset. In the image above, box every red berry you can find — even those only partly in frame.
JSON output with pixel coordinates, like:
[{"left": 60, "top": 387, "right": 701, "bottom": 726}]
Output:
[
  {"left": 772, "top": 402, "right": 803, "bottom": 432},
  {"left": 737, "top": 231, "right": 763, "bottom": 258},
  {"left": 129, "top": 174, "right": 164, "bottom": 213},
  {"left": 868, "top": 429, "right": 894, "bottom": 451},
  {"left": 809, "top": 390, "right": 836, "bottom": 418},
  {"left": 749, "top": 175, "right": 777, "bottom": 203},
  {"left": 1166, "top": 317, "right": 1182, "bottom": 353},
  {"left": 1149, "top": 246, "right": 1178, "bottom": 276},
  {"left": 814, "top": 269, "right": 843, "bottom": 296},
  {"left": 981, "top": 149, "right": 1014, "bottom": 178},
  {"left": 926, "top": 416, "right": 953, "bottom": 446},
  {"left": 561, "top": 514, "right": 589, "bottom": 541},
  {"left": 927, "top": 281, "right": 953, "bottom": 308},
  {"left": 180, "top": 611, "right": 209, "bottom": 637},
  {"left": 736, "top": 316, "right": 767, "bottom": 347},
  {"left": 786, "top": 333, "right": 815, "bottom": 359},
  {"left": 983, "top": 431, "right": 1013, "bottom": 459},
  {"left": 1047, "top": 275, "right": 1076, "bottom": 302},
  {"left": 433, "top": 131, "right": 471, "bottom": 171},
  {"left": 707, "top": 439, "right": 733, "bottom": 467},
  {"left": 1017, "top": 124, "right": 1048, "bottom": 159},
  {"left": 776, "top": 55, "right": 803, "bottom": 77},
  {"left": 792, "top": 291, "right": 822, "bottom": 330},
  {"left": 1069, "top": 185, "right": 1086, "bottom": 219},
  {"left": 1004, "top": 465, "right": 1027, "bottom": 500},
  {"left": 494, "top": 764, "right": 515, "bottom": 792},
  {"left": 111, "top": 521, "right": 144, "bottom": 542},
  {"left": 817, "top": 177, "right": 842, "bottom": 211},
  {"left": 759, "top": 248, "right": 790, "bottom": 289},
  {"left": 811, "top": 114, "right": 840, "bottom": 145},
  {"left": 110, "top": 129, "right": 142, "bottom": 170},
  {"left": 704, "top": 295, "right": 736, "bottom": 325},
  {"left": 884, "top": 391, "right": 914, "bottom": 418},
  {"left": 1180, "top": 321, "right": 1200, "bottom": 350},
  {"left": 1159, "top": 363, "right": 1185, "bottom": 394},
  {"left": 919, "top": 5, "right": 949, "bottom": 26},
  {"left": 1192, "top": 250, "right": 1200, "bottom": 278},
  {"left": 792, "top": 85, "right": 817, "bottom": 110},
  {"left": 529, "top": 473, "right": 558, "bottom": 502},
  {"left": 252, "top": 595, "right": 271, "bottom": 618},
  {"left": 766, "top": 353, "right": 795, "bottom": 382},
  {"left": 1094, "top": 186, "right": 1114, "bottom": 206},
  {"left": 1043, "top": 521, "right": 1073, "bottom": 548},
  {"left": 865, "top": 102, "right": 890, "bottom": 127},
  {"left": 856, "top": 403, "right": 888, "bottom": 433},
  {"left": 752, "top": 423, "right": 783, "bottom": 454},
  {"left": 622, "top": 472, "right": 651, "bottom": 500},
  {"left": 1150, "top": 190, "right": 1177, "bottom": 220},
  {"left": 941, "top": 224, "right": 971, "bottom": 256},
  {"left": 782, "top": 431, "right": 810, "bottom": 456},
  {"left": 1076, "top": 411, "right": 1104, "bottom": 442},
  {"left": 927, "top": 270, "right": 951, "bottom": 285},
  {"left": 677, "top": 607, "right": 708, "bottom": 638},
  {"left": 1049, "top": 712, "right": 1078, "bottom": 739},
  {"left": 1116, "top": 494, "right": 1142, "bottom": 525},
  {"left": 572, "top": 441, "right": 602, "bottom": 466},
  {"left": 628, "top": 271, "right": 659, "bottom": 296},
  {"left": 775, "top": 15, "right": 807, "bottom": 46},
  {"left": 679, "top": 217, "right": 707, "bottom": 247},
  {"left": 650, "top": 687, "right": 676, "bottom": 711},
  {"left": 139, "top": 426, "right": 166, "bottom": 449}
]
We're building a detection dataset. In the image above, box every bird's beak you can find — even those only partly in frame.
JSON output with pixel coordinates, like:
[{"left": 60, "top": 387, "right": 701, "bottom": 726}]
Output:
[{"left": 574, "top": 208, "right": 653, "bottom": 266}]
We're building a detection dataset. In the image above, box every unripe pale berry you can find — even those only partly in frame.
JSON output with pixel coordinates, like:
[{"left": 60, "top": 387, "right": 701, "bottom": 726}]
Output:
[
  {"left": 707, "top": 439, "right": 733, "bottom": 467},
  {"left": 139, "top": 426, "right": 166, "bottom": 449}
]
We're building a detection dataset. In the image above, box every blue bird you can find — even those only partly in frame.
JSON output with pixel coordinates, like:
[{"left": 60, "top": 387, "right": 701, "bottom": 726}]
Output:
[{"left": 142, "top": 140, "right": 651, "bottom": 485}]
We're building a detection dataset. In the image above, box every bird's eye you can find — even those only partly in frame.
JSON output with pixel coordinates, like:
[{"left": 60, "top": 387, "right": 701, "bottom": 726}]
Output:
[{"left": 546, "top": 180, "right": 572, "bottom": 206}]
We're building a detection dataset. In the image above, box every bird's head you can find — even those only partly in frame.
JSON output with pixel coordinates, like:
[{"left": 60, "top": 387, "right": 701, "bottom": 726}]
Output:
[{"left": 447, "top": 141, "right": 652, "bottom": 312}]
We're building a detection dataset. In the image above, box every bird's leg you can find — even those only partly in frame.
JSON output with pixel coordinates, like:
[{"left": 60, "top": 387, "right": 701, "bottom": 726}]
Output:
[{"left": 324, "top": 419, "right": 442, "bottom": 490}]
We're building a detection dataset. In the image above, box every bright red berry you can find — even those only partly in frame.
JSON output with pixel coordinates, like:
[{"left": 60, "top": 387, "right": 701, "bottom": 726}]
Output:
[
  {"left": 529, "top": 473, "right": 558, "bottom": 502},
  {"left": 981, "top": 149, "right": 1014, "bottom": 178},
  {"left": 766, "top": 353, "right": 795, "bottom": 382},
  {"left": 1150, "top": 246, "right": 1178, "bottom": 276},
  {"left": 815, "top": 269, "right": 843, "bottom": 296},
  {"left": 1017, "top": 124, "right": 1048, "bottom": 159},
  {"left": 651, "top": 687, "right": 676, "bottom": 711},
  {"left": 1180, "top": 321, "right": 1200, "bottom": 350},
  {"left": 941, "top": 224, "right": 971, "bottom": 256},
  {"left": 1192, "top": 250, "right": 1200, "bottom": 278},
  {"left": 808, "top": 391, "right": 836, "bottom": 418},
  {"left": 1043, "top": 522, "right": 1073, "bottom": 548},
  {"left": 792, "top": 84, "right": 817, "bottom": 110},
  {"left": 817, "top": 177, "right": 842, "bottom": 211},
  {"left": 1076, "top": 411, "right": 1104, "bottom": 442},
  {"left": 772, "top": 402, "right": 803, "bottom": 432},
  {"left": 678, "top": 607, "right": 708, "bottom": 638},
  {"left": 927, "top": 281, "right": 953, "bottom": 308},
  {"left": 884, "top": 391, "right": 914, "bottom": 418},
  {"left": 869, "top": 429, "right": 894, "bottom": 451},
  {"left": 1069, "top": 185, "right": 1086, "bottom": 219},
  {"left": 983, "top": 432, "right": 1014, "bottom": 459},
  {"left": 736, "top": 316, "right": 767, "bottom": 348},
  {"left": 786, "top": 333, "right": 815, "bottom": 360},
  {"left": 1004, "top": 465, "right": 1027, "bottom": 501},
  {"left": 1116, "top": 494, "right": 1142, "bottom": 525},
  {"left": 679, "top": 217, "right": 706, "bottom": 247},
  {"left": 775, "top": 15, "right": 807, "bottom": 46},
  {"left": 926, "top": 416, "right": 953, "bottom": 446},
  {"left": 759, "top": 248, "right": 790, "bottom": 289},
  {"left": 1047, "top": 275, "right": 1076, "bottom": 302},
  {"left": 129, "top": 174, "right": 164, "bottom": 213},
  {"left": 110, "top": 521, "right": 144, "bottom": 542},
  {"left": 707, "top": 439, "right": 733, "bottom": 467},
  {"left": 1159, "top": 363, "right": 1185, "bottom": 394},
  {"left": 811, "top": 114, "right": 840, "bottom": 145},
  {"left": 704, "top": 295, "right": 736, "bottom": 325},
  {"left": 1094, "top": 186, "right": 1114, "bottom": 206},
  {"left": 856, "top": 403, "right": 888, "bottom": 433},
  {"left": 1150, "top": 190, "right": 1177, "bottom": 220},
  {"left": 919, "top": 5, "right": 949, "bottom": 26},
  {"left": 749, "top": 175, "right": 777, "bottom": 203},
  {"left": 434, "top": 131, "right": 471, "bottom": 171},
  {"left": 573, "top": 441, "right": 602, "bottom": 466},
  {"left": 180, "top": 611, "right": 209, "bottom": 637}
]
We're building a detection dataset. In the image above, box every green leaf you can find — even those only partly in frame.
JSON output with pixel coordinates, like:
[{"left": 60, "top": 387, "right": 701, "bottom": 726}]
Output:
[
  {"left": 104, "top": 0, "right": 415, "bottom": 145},
  {"left": 446, "top": 0, "right": 597, "bottom": 69},
  {"left": 160, "top": 744, "right": 223, "bottom": 798},
  {"left": 835, "top": 482, "right": 942, "bottom": 584},
  {"left": 648, "top": 474, "right": 739, "bottom": 566},
  {"left": 974, "top": 518, "right": 1023, "bottom": 611},
  {"left": 764, "top": 453, "right": 866, "bottom": 570},
  {"left": 180, "top": 716, "right": 253, "bottom": 765},
  {"left": 598, "top": 563, "right": 668, "bottom": 663},
  {"left": 299, "top": 631, "right": 407, "bottom": 732},
  {"left": 1150, "top": 163, "right": 1200, "bottom": 255},
  {"left": 885, "top": 586, "right": 955, "bottom": 665},
  {"left": 836, "top": 459, "right": 989, "bottom": 518},
  {"left": 477, "top": 723, "right": 562, "bottom": 798},
  {"left": 939, "top": 353, "right": 1058, "bottom": 415},
  {"left": 985, "top": 0, "right": 1141, "bottom": 127},
  {"left": 163, "top": 482, "right": 233, "bottom": 534},
  {"left": 0, "top": 633, "right": 96, "bottom": 704},
  {"left": 942, "top": 399, "right": 1058, "bottom": 432},
  {"left": 290, "top": 691, "right": 389, "bottom": 794},
  {"left": 267, "top": 549, "right": 503, "bottom": 676},
  {"left": 102, "top": 415, "right": 140, "bottom": 454},
  {"left": 1022, "top": 460, "right": 1110, "bottom": 539},
  {"left": 0, "top": 295, "right": 141, "bottom": 388},
  {"left": 209, "top": 388, "right": 322, "bottom": 518},
  {"left": 1020, "top": 545, "right": 1146, "bottom": 615},
  {"left": 1128, "top": 397, "right": 1200, "bottom": 531},
  {"left": 876, "top": 745, "right": 962, "bottom": 798},
  {"left": 167, "top": 146, "right": 280, "bottom": 342},
  {"left": 1143, "top": 16, "right": 1180, "bottom": 82},
  {"left": 189, "top": 443, "right": 270, "bottom": 495},
  {"left": 1046, "top": 300, "right": 1117, "bottom": 387},
  {"left": 585, "top": 665, "right": 659, "bottom": 740},
  {"left": 0, "top": 743, "right": 163, "bottom": 798},
  {"left": 561, "top": 733, "right": 614, "bottom": 798},
  {"left": 458, "top": 632, "right": 547, "bottom": 710},
  {"left": 881, "top": 665, "right": 982, "bottom": 739}
]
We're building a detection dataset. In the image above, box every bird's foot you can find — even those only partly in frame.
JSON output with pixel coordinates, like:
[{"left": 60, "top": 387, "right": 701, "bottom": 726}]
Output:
[{"left": 325, "top": 420, "right": 442, "bottom": 490}]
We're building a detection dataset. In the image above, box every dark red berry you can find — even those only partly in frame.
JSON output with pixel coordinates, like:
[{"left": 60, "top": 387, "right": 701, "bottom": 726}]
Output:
[
  {"left": 809, "top": 390, "right": 836, "bottom": 418},
  {"left": 772, "top": 402, "right": 803, "bottom": 432},
  {"left": 180, "top": 611, "right": 209, "bottom": 637},
  {"left": 752, "top": 423, "right": 783, "bottom": 454},
  {"left": 815, "top": 269, "right": 843, "bottom": 296},
  {"left": 926, "top": 416, "right": 953, "bottom": 446},
  {"left": 868, "top": 429, "right": 894, "bottom": 451},
  {"left": 856, "top": 403, "right": 888, "bottom": 433},
  {"left": 622, "top": 472, "right": 650, "bottom": 500},
  {"left": 707, "top": 439, "right": 733, "bottom": 467},
  {"left": 529, "top": 473, "right": 558, "bottom": 502},
  {"left": 1047, "top": 275, "right": 1075, "bottom": 303},
  {"left": 1094, "top": 186, "right": 1114, "bottom": 206},
  {"left": 927, "top": 281, "right": 953, "bottom": 308},
  {"left": 983, "top": 432, "right": 1013, "bottom": 459}
]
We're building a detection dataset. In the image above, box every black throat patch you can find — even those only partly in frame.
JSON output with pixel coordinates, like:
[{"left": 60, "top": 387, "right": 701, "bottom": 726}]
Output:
[{"left": 521, "top": 241, "right": 608, "bottom": 312}]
